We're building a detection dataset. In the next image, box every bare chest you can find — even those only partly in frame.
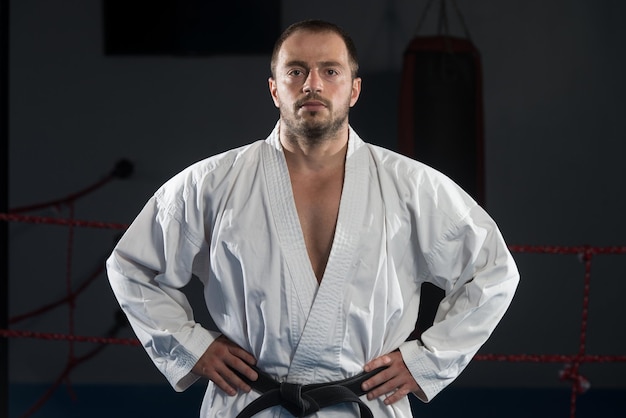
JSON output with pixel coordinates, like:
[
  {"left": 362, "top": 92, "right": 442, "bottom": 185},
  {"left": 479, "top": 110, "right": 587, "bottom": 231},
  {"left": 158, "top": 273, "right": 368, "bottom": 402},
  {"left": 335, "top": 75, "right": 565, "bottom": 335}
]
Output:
[{"left": 291, "top": 175, "right": 343, "bottom": 284}]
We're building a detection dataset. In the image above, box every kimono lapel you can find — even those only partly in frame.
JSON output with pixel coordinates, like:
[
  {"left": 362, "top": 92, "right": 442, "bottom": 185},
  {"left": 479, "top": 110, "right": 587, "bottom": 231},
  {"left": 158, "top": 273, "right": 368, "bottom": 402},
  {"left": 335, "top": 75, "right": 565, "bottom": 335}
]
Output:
[
  {"left": 262, "top": 125, "right": 319, "bottom": 338},
  {"left": 263, "top": 124, "right": 370, "bottom": 382}
]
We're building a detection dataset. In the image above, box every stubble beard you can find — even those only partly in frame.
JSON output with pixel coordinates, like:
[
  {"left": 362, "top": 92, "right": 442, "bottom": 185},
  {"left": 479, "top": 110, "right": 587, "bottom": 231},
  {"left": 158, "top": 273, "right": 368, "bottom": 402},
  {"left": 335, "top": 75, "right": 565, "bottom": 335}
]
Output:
[{"left": 280, "top": 99, "right": 350, "bottom": 146}]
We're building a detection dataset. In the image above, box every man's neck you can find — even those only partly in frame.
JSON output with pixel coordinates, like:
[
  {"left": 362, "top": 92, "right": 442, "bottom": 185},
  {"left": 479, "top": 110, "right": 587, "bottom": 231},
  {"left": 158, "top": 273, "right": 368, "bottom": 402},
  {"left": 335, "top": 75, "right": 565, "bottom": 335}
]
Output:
[{"left": 279, "top": 126, "right": 349, "bottom": 174}]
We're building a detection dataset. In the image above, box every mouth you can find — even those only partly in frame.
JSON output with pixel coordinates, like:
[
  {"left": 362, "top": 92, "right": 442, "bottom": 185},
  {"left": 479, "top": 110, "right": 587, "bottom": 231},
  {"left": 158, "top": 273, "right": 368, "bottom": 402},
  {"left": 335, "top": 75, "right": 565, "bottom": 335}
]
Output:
[
  {"left": 297, "top": 96, "right": 329, "bottom": 112},
  {"left": 300, "top": 101, "right": 327, "bottom": 111}
]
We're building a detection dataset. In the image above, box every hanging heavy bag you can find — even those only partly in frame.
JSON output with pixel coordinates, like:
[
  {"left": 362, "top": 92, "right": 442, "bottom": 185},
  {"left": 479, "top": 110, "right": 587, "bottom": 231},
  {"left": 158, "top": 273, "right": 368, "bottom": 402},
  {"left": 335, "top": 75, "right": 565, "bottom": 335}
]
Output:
[{"left": 398, "top": 0, "right": 485, "bottom": 206}]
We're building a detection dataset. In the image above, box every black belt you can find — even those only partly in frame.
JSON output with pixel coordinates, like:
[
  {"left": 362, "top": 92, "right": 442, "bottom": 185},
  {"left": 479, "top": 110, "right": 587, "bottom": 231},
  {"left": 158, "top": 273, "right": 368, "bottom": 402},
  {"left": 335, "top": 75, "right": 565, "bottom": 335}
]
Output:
[{"left": 234, "top": 366, "right": 387, "bottom": 418}]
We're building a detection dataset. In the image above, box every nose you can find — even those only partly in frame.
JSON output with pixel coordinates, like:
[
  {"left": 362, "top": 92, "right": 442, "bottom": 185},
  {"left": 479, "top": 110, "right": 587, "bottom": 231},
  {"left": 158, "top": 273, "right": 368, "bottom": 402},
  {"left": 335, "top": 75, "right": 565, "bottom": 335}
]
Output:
[{"left": 303, "top": 70, "right": 323, "bottom": 94}]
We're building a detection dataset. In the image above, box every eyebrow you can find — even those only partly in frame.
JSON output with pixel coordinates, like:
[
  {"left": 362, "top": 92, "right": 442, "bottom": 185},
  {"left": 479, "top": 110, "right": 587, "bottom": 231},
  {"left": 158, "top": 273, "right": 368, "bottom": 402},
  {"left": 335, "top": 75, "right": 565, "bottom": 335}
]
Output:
[{"left": 284, "top": 60, "right": 345, "bottom": 69}]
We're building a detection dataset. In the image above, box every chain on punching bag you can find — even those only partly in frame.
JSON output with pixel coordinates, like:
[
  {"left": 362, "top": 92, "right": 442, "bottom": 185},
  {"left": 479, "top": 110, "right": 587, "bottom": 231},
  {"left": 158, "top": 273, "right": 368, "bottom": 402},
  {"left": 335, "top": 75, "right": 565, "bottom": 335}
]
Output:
[{"left": 398, "top": 0, "right": 485, "bottom": 205}]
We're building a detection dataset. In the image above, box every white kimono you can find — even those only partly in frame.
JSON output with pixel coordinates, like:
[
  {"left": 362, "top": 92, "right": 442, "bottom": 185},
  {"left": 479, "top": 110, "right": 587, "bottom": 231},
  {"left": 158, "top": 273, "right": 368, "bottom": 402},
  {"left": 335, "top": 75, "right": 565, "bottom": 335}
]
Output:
[{"left": 107, "top": 122, "right": 519, "bottom": 417}]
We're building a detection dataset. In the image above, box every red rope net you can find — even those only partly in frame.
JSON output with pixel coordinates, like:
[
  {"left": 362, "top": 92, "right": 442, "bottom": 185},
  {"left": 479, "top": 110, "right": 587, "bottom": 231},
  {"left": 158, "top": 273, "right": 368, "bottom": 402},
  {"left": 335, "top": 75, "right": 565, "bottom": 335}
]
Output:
[{"left": 1, "top": 161, "right": 625, "bottom": 418}]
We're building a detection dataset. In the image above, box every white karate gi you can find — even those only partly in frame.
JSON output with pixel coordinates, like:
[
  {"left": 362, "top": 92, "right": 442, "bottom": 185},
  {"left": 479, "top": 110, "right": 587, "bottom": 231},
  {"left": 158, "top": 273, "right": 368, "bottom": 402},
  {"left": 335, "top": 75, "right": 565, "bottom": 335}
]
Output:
[{"left": 107, "top": 122, "right": 519, "bottom": 417}]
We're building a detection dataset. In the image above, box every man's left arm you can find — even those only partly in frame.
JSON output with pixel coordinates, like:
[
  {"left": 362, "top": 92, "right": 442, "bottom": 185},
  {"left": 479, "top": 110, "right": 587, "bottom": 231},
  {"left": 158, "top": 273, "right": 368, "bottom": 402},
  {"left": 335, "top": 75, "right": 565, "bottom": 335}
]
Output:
[{"left": 363, "top": 204, "right": 520, "bottom": 404}]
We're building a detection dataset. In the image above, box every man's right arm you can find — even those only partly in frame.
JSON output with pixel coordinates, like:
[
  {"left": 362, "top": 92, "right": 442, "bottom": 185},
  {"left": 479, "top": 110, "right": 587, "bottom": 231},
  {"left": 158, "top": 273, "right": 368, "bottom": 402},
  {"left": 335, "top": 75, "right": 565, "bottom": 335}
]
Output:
[{"left": 106, "top": 195, "right": 216, "bottom": 391}]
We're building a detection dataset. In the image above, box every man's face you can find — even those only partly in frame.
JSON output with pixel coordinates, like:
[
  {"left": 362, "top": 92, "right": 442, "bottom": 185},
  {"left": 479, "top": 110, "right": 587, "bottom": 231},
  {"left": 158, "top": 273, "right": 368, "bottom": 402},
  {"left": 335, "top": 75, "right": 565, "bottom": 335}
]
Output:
[{"left": 269, "top": 30, "right": 361, "bottom": 142}]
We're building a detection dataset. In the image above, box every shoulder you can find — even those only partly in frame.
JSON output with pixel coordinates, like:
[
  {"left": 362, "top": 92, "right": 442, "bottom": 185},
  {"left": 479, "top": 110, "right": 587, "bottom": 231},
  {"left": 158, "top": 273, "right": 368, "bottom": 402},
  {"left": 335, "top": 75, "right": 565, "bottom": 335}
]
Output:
[
  {"left": 181, "top": 140, "right": 265, "bottom": 182},
  {"left": 363, "top": 142, "right": 478, "bottom": 220},
  {"left": 365, "top": 143, "right": 432, "bottom": 176},
  {"left": 155, "top": 140, "right": 266, "bottom": 206},
  {"left": 349, "top": 129, "right": 439, "bottom": 180},
  {"left": 364, "top": 143, "right": 460, "bottom": 193}
]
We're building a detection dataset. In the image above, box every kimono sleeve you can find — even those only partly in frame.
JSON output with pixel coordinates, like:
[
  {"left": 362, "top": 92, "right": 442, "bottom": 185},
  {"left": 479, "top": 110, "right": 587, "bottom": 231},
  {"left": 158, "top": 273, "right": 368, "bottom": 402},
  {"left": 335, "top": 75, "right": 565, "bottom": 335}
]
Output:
[
  {"left": 399, "top": 204, "right": 519, "bottom": 401},
  {"left": 106, "top": 193, "right": 218, "bottom": 392}
]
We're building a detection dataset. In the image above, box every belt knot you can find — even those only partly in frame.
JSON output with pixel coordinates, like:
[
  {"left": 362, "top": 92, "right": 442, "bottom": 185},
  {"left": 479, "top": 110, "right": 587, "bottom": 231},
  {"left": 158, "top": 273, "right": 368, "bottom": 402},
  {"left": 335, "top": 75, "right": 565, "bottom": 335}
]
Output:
[{"left": 279, "top": 382, "right": 319, "bottom": 417}]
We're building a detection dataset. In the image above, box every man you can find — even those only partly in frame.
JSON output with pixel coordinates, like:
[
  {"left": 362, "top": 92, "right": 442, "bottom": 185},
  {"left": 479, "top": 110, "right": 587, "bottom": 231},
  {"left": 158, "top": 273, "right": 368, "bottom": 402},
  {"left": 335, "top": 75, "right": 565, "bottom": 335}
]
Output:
[{"left": 107, "top": 20, "right": 519, "bottom": 417}]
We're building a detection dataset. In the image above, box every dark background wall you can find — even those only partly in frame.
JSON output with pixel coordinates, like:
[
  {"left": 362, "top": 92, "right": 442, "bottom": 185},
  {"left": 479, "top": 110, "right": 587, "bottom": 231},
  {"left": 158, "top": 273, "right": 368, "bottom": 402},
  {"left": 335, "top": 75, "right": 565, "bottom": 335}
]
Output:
[{"left": 6, "top": 0, "right": 626, "bottom": 407}]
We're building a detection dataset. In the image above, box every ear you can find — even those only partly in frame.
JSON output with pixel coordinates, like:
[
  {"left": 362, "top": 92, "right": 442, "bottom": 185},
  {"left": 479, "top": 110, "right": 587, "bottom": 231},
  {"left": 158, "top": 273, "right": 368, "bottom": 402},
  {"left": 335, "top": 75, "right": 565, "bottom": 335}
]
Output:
[
  {"left": 268, "top": 77, "right": 280, "bottom": 108},
  {"left": 349, "top": 77, "right": 362, "bottom": 107}
]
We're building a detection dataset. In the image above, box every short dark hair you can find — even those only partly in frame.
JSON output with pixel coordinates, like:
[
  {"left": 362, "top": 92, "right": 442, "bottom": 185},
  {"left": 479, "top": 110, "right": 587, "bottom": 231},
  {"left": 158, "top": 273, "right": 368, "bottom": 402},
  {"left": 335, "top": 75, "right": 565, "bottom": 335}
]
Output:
[{"left": 270, "top": 20, "right": 359, "bottom": 79}]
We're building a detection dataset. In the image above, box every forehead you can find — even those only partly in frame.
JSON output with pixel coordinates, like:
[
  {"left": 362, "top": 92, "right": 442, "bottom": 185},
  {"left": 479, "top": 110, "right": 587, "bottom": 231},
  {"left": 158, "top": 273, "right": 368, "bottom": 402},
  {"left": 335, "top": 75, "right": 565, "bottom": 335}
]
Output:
[{"left": 276, "top": 30, "right": 350, "bottom": 67}]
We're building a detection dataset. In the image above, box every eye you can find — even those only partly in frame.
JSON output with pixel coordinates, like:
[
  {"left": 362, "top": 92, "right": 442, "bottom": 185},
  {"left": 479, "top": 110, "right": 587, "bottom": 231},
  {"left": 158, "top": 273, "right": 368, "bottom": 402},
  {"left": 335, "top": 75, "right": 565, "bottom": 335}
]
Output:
[
  {"left": 326, "top": 69, "right": 339, "bottom": 76},
  {"left": 288, "top": 69, "right": 304, "bottom": 77}
]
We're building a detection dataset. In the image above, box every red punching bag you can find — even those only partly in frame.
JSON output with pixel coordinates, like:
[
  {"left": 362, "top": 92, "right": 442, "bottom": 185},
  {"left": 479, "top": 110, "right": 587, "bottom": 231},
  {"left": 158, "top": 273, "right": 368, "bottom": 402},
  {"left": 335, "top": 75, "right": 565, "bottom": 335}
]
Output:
[{"left": 398, "top": 0, "right": 485, "bottom": 205}]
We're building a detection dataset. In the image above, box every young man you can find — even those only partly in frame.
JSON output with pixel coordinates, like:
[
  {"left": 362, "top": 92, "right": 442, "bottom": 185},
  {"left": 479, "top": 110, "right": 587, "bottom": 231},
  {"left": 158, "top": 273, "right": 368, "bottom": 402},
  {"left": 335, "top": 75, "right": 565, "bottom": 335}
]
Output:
[{"left": 107, "top": 20, "right": 519, "bottom": 417}]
